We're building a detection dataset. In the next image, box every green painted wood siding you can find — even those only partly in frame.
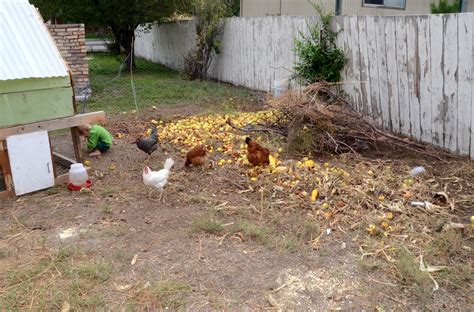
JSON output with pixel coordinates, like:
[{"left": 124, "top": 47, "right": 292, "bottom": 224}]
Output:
[
  {"left": 0, "top": 76, "right": 74, "bottom": 127},
  {"left": 0, "top": 88, "right": 74, "bottom": 127}
]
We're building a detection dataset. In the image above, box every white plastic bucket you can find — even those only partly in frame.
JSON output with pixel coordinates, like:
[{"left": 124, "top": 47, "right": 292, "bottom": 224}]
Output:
[
  {"left": 69, "top": 163, "right": 89, "bottom": 186},
  {"left": 273, "top": 78, "right": 289, "bottom": 97}
]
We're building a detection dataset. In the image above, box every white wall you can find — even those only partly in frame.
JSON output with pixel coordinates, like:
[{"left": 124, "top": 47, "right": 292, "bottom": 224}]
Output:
[
  {"left": 135, "top": 14, "right": 474, "bottom": 158},
  {"left": 240, "top": 0, "right": 470, "bottom": 16},
  {"left": 135, "top": 21, "right": 196, "bottom": 71}
]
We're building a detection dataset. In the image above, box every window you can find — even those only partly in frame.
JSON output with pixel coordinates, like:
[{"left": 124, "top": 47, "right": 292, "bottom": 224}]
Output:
[{"left": 363, "top": 0, "right": 406, "bottom": 9}]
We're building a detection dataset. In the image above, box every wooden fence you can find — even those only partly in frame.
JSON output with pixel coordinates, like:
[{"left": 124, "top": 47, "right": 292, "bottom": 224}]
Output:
[
  {"left": 135, "top": 14, "right": 474, "bottom": 158},
  {"left": 334, "top": 14, "right": 473, "bottom": 158}
]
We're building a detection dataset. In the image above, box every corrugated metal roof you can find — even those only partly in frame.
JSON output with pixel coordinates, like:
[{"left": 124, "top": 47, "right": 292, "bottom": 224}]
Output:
[{"left": 0, "top": 0, "right": 69, "bottom": 81}]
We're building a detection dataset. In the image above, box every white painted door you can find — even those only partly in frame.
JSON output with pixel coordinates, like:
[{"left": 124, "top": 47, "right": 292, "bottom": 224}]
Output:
[{"left": 6, "top": 131, "right": 55, "bottom": 196}]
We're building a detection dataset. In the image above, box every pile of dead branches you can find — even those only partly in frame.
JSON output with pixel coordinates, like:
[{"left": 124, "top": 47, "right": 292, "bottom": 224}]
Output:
[{"left": 268, "top": 81, "right": 450, "bottom": 160}]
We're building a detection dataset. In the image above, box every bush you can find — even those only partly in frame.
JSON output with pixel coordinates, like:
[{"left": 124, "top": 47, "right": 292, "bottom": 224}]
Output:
[
  {"left": 431, "top": 0, "right": 459, "bottom": 13},
  {"left": 184, "top": 0, "right": 232, "bottom": 80},
  {"left": 294, "top": 4, "right": 345, "bottom": 83}
]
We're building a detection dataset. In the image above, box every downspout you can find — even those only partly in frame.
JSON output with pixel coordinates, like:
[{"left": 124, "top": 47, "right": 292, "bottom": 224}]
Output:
[{"left": 335, "top": 0, "right": 342, "bottom": 15}]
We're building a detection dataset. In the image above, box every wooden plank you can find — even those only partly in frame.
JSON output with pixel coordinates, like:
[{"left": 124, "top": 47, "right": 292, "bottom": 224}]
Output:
[
  {"left": 418, "top": 16, "right": 432, "bottom": 144},
  {"left": 52, "top": 152, "right": 76, "bottom": 166},
  {"left": 471, "top": 14, "right": 474, "bottom": 159},
  {"left": 0, "top": 87, "right": 74, "bottom": 128},
  {"left": 457, "top": 14, "right": 473, "bottom": 156},
  {"left": 0, "top": 141, "right": 13, "bottom": 192},
  {"left": 0, "top": 190, "right": 13, "bottom": 199},
  {"left": 430, "top": 15, "right": 444, "bottom": 147},
  {"left": 349, "top": 16, "right": 362, "bottom": 112},
  {"left": 384, "top": 16, "right": 400, "bottom": 133},
  {"left": 395, "top": 16, "right": 411, "bottom": 136},
  {"left": 442, "top": 14, "right": 458, "bottom": 152},
  {"left": 366, "top": 16, "right": 382, "bottom": 125},
  {"left": 375, "top": 16, "right": 390, "bottom": 129},
  {"left": 357, "top": 16, "right": 372, "bottom": 116},
  {"left": 0, "top": 111, "right": 105, "bottom": 140},
  {"left": 340, "top": 17, "right": 354, "bottom": 105},
  {"left": 406, "top": 16, "right": 421, "bottom": 140},
  {"left": 71, "top": 127, "right": 83, "bottom": 163}
]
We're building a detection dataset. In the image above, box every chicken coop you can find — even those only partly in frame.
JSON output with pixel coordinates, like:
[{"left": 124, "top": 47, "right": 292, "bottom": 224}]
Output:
[{"left": 0, "top": 0, "right": 105, "bottom": 198}]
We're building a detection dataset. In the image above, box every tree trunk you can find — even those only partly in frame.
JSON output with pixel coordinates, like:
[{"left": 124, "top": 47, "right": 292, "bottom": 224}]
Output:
[
  {"left": 121, "top": 29, "right": 136, "bottom": 70},
  {"left": 110, "top": 24, "right": 136, "bottom": 69}
]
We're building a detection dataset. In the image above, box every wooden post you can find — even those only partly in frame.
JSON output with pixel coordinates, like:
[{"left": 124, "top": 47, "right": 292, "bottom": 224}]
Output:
[
  {"left": 71, "top": 127, "right": 83, "bottom": 163},
  {"left": 69, "top": 71, "right": 84, "bottom": 163},
  {"left": 0, "top": 140, "right": 14, "bottom": 198}
]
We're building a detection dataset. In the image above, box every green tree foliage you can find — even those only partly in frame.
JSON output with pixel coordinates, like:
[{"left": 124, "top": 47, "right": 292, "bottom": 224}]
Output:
[
  {"left": 294, "top": 4, "right": 345, "bottom": 83},
  {"left": 431, "top": 0, "right": 460, "bottom": 13},
  {"left": 31, "top": 0, "right": 190, "bottom": 68}
]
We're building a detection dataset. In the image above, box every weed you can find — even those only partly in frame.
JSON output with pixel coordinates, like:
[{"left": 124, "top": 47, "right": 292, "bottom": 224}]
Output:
[
  {"left": 427, "top": 231, "right": 464, "bottom": 258},
  {"left": 278, "top": 235, "right": 299, "bottom": 252},
  {"left": 130, "top": 280, "right": 190, "bottom": 310},
  {"left": 191, "top": 217, "right": 224, "bottom": 234},
  {"left": 43, "top": 185, "right": 63, "bottom": 196},
  {"left": 299, "top": 220, "right": 321, "bottom": 242},
  {"left": 357, "top": 258, "right": 385, "bottom": 272},
  {"left": 0, "top": 248, "right": 8, "bottom": 259},
  {"left": 112, "top": 249, "right": 135, "bottom": 262},
  {"left": 99, "top": 186, "right": 119, "bottom": 197},
  {"left": 238, "top": 221, "right": 270, "bottom": 244},
  {"left": 394, "top": 247, "right": 432, "bottom": 298},
  {"left": 66, "top": 262, "right": 113, "bottom": 282}
]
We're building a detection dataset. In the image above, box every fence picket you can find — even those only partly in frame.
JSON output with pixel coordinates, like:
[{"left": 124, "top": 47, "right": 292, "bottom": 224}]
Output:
[
  {"left": 418, "top": 16, "right": 432, "bottom": 144},
  {"left": 385, "top": 17, "right": 400, "bottom": 133},
  {"left": 443, "top": 14, "right": 459, "bottom": 151},
  {"left": 375, "top": 16, "right": 390, "bottom": 129},
  {"left": 430, "top": 15, "right": 444, "bottom": 147},
  {"left": 457, "top": 14, "right": 473, "bottom": 155},
  {"left": 395, "top": 16, "right": 411, "bottom": 136},
  {"left": 407, "top": 17, "right": 421, "bottom": 140}
]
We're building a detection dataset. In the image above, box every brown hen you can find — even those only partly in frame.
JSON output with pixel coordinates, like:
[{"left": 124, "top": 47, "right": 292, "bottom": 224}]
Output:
[
  {"left": 184, "top": 145, "right": 208, "bottom": 167},
  {"left": 245, "top": 137, "right": 270, "bottom": 167}
]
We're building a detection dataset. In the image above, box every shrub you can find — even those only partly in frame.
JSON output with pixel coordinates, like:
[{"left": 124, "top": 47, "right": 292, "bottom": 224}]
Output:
[
  {"left": 184, "top": 0, "right": 232, "bottom": 80},
  {"left": 294, "top": 3, "right": 345, "bottom": 83},
  {"left": 431, "top": 0, "right": 460, "bottom": 13}
]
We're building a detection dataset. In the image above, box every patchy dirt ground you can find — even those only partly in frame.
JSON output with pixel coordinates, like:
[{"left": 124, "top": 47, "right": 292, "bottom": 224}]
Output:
[{"left": 0, "top": 102, "right": 472, "bottom": 311}]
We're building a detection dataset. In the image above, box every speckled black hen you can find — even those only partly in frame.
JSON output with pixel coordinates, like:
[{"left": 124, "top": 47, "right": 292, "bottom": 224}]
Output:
[{"left": 135, "top": 125, "right": 159, "bottom": 156}]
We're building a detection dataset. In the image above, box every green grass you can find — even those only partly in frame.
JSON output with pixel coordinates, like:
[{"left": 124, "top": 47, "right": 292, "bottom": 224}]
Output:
[
  {"left": 0, "top": 246, "right": 112, "bottom": 310},
  {"left": 87, "top": 53, "right": 253, "bottom": 114},
  {"left": 191, "top": 217, "right": 224, "bottom": 234}
]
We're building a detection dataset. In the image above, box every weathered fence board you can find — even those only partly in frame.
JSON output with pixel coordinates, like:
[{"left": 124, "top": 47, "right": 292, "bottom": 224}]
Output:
[
  {"left": 375, "top": 16, "right": 390, "bottom": 130},
  {"left": 418, "top": 16, "right": 432, "bottom": 144},
  {"left": 430, "top": 15, "right": 444, "bottom": 147},
  {"left": 443, "top": 15, "right": 459, "bottom": 152},
  {"left": 135, "top": 14, "right": 474, "bottom": 158},
  {"left": 384, "top": 17, "right": 399, "bottom": 133},
  {"left": 457, "top": 14, "right": 472, "bottom": 155},
  {"left": 395, "top": 16, "right": 411, "bottom": 136},
  {"left": 407, "top": 17, "right": 421, "bottom": 140}
]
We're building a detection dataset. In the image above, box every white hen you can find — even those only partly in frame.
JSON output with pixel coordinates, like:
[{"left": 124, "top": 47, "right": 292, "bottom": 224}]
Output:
[{"left": 143, "top": 158, "right": 174, "bottom": 199}]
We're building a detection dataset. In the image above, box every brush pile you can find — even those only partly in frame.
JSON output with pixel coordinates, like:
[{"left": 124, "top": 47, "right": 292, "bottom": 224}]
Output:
[{"left": 268, "top": 81, "right": 449, "bottom": 159}]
